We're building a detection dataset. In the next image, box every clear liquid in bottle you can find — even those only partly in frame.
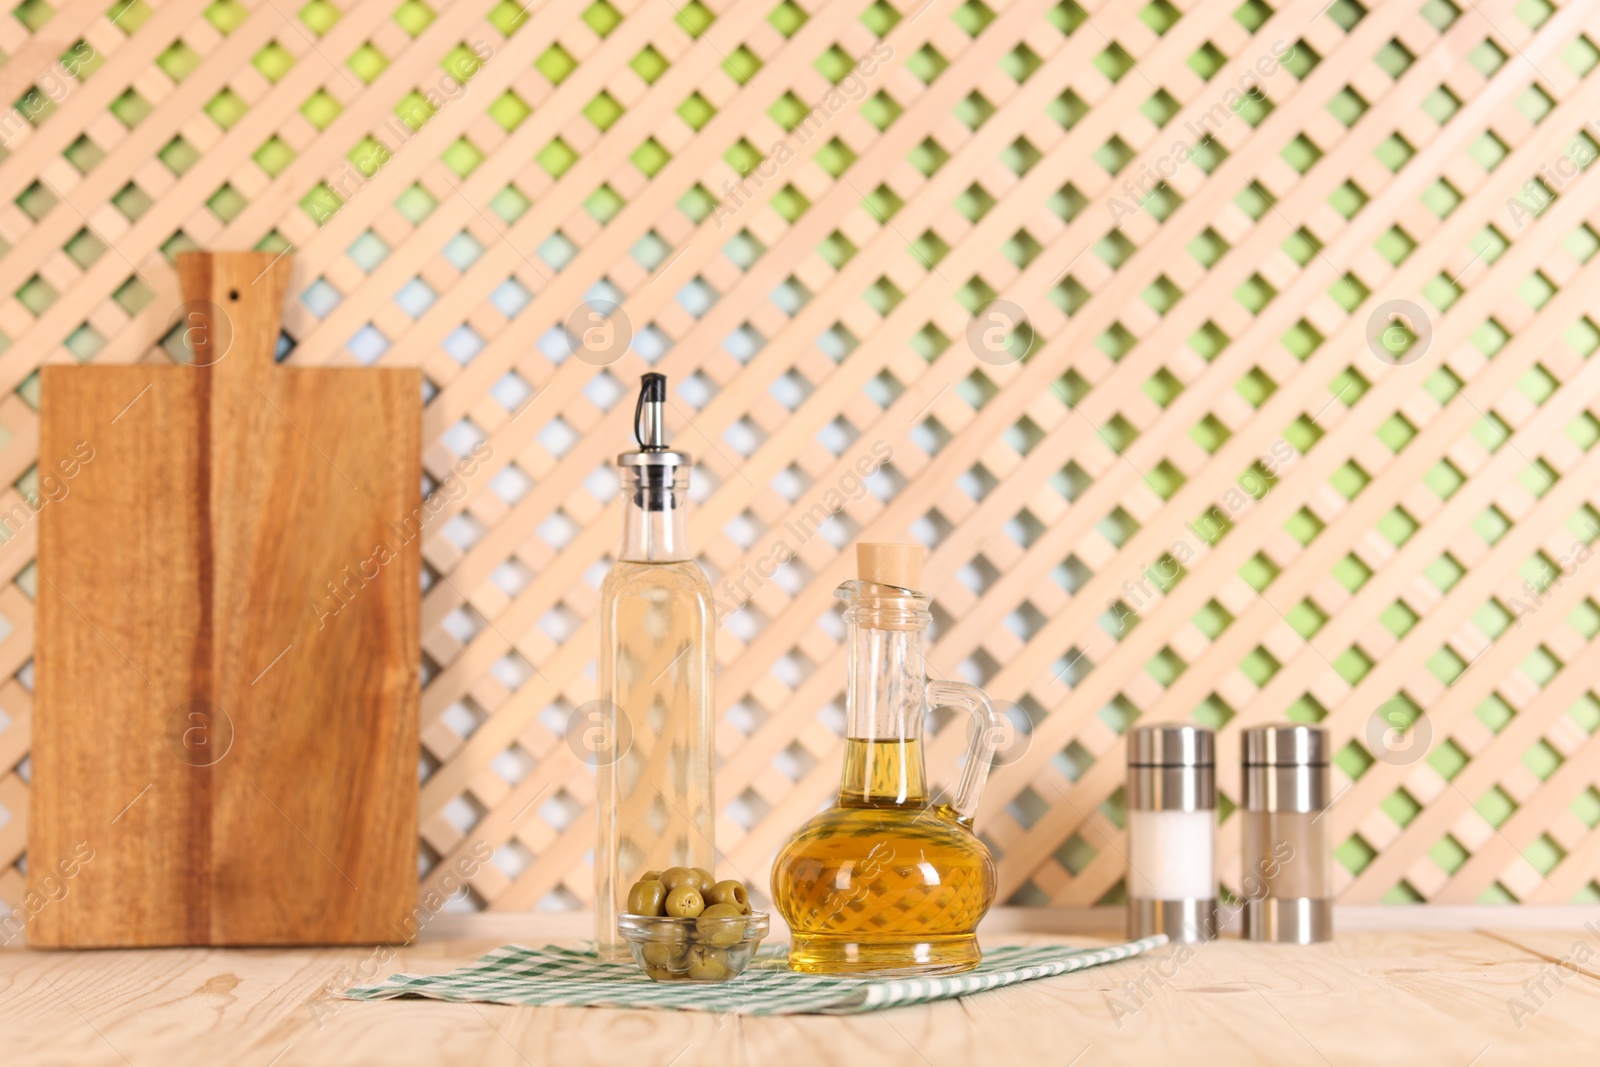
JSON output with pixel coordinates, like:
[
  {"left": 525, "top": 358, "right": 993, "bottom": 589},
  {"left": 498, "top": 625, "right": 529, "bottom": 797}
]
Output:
[{"left": 594, "top": 374, "right": 714, "bottom": 960}]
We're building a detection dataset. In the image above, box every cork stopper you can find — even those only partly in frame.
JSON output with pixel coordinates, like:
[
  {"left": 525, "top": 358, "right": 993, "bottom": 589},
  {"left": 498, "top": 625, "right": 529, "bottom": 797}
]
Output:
[{"left": 856, "top": 543, "right": 923, "bottom": 590}]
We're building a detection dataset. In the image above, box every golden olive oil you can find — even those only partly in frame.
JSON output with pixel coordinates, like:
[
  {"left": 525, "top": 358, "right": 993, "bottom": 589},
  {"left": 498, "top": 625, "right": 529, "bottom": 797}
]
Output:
[{"left": 772, "top": 739, "right": 996, "bottom": 975}]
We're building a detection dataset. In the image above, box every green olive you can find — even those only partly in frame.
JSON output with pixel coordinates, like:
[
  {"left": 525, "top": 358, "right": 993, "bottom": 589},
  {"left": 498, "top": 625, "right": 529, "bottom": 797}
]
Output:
[
  {"left": 641, "top": 941, "right": 687, "bottom": 968},
  {"left": 643, "top": 965, "right": 684, "bottom": 981},
  {"left": 648, "top": 921, "right": 687, "bottom": 943},
  {"left": 664, "top": 885, "right": 705, "bottom": 918},
  {"left": 661, "top": 866, "right": 704, "bottom": 891},
  {"left": 625, "top": 879, "right": 667, "bottom": 916},
  {"left": 687, "top": 952, "right": 732, "bottom": 981},
  {"left": 704, "top": 880, "right": 750, "bottom": 913},
  {"left": 696, "top": 903, "right": 746, "bottom": 945},
  {"left": 639, "top": 869, "right": 666, "bottom": 884},
  {"left": 690, "top": 866, "right": 715, "bottom": 887}
]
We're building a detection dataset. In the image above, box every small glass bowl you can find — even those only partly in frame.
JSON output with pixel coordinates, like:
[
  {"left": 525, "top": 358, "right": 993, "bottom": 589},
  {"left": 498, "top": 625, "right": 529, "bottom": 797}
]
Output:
[{"left": 618, "top": 911, "right": 770, "bottom": 982}]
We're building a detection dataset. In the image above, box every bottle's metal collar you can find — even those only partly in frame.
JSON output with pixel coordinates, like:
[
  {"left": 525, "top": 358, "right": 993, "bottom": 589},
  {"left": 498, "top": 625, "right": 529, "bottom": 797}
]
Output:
[{"left": 617, "top": 450, "right": 691, "bottom": 468}]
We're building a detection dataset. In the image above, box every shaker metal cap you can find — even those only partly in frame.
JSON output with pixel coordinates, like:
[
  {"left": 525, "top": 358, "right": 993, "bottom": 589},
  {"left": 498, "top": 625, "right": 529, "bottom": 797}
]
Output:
[
  {"left": 1243, "top": 724, "right": 1327, "bottom": 766},
  {"left": 1127, "top": 724, "right": 1214, "bottom": 767}
]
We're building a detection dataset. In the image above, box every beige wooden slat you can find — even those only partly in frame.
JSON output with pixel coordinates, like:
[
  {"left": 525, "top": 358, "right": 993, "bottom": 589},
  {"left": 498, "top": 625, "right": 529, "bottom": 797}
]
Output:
[
  {"left": 915, "top": 0, "right": 1600, "bottom": 902},
  {"left": 1431, "top": 647, "right": 1600, "bottom": 902},
  {"left": 0, "top": 0, "right": 109, "bottom": 108},
  {"left": 0, "top": 0, "right": 479, "bottom": 352},
  {"left": 444, "top": 0, "right": 1600, "bottom": 908},
  {"left": 0, "top": 0, "right": 237, "bottom": 299},
  {"left": 0, "top": 0, "right": 214, "bottom": 206},
  {"left": 480, "top": 0, "right": 1529, "bottom": 908},
  {"left": 412, "top": 0, "right": 1190, "bottom": 902},
  {"left": 405, "top": 0, "right": 1240, "bottom": 641},
  {"left": 5, "top": 0, "right": 1600, "bottom": 917},
  {"left": 408, "top": 0, "right": 1038, "bottom": 650},
  {"left": 722, "top": 0, "right": 1596, "bottom": 885},
  {"left": 406, "top": 0, "right": 1280, "bottom": 758},
  {"left": 415, "top": 0, "right": 1070, "bottom": 816}
]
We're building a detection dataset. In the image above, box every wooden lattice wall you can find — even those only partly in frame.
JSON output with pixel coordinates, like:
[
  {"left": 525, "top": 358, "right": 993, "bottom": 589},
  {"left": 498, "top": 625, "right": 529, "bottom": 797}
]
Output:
[{"left": 3, "top": 0, "right": 1600, "bottom": 919}]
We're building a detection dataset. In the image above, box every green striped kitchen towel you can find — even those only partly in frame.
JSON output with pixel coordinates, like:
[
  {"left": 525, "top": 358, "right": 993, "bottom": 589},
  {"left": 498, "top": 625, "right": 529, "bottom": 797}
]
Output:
[{"left": 338, "top": 936, "right": 1166, "bottom": 1015}]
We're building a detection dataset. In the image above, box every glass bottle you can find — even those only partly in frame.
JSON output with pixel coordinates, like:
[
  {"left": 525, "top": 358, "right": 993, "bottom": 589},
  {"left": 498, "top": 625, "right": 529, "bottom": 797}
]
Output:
[
  {"left": 771, "top": 543, "right": 1003, "bottom": 976},
  {"left": 594, "top": 374, "right": 714, "bottom": 961}
]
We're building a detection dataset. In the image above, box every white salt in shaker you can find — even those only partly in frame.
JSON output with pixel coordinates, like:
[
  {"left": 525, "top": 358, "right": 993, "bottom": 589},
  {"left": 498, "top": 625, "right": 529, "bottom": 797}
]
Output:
[{"left": 1126, "top": 724, "right": 1217, "bottom": 943}]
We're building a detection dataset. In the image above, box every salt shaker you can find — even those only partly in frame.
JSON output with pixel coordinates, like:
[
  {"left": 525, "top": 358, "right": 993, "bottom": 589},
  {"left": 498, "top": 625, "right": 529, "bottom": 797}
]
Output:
[
  {"left": 1126, "top": 724, "right": 1216, "bottom": 943},
  {"left": 1241, "top": 725, "right": 1333, "bottom": 943}
]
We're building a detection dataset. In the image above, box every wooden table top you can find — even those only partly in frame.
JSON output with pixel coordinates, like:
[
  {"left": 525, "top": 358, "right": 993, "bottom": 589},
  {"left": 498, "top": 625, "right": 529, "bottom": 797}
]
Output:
[{"left": 3, "top": 908, "right": 1598, "bottom": 1065}]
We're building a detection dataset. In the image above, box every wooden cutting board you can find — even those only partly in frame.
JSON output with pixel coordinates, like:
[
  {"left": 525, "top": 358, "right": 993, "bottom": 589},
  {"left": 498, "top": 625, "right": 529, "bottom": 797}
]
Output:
[{"left": 29, "top": 251, "right": 421, "bottom": 946}]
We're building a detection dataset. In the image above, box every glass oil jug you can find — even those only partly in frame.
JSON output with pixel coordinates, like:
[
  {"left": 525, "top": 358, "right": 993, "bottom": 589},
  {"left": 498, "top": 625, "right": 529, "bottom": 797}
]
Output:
[{"left": 771, "top": 543, "right": 1003, "bottom": 975}]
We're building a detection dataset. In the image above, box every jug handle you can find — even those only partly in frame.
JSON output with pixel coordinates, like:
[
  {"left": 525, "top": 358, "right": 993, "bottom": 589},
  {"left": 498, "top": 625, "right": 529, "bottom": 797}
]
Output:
[{"left": 927, "top": 680, "right": 1002, "bottom": 826}]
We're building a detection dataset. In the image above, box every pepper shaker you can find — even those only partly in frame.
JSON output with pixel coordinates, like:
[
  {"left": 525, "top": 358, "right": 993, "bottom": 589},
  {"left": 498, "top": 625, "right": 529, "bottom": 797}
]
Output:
[
  {"left": 1126, "top": 724, "right": 1217, "bottom": 943},
  {"left": 1241, "top": 725, "right": 1333, "bottom": 943}
]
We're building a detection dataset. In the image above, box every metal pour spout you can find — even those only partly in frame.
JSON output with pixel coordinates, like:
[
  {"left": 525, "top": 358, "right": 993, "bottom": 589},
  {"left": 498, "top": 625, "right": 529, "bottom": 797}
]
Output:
[
  {"left": 635, "top": 372, "right": 667, "bottom": 450},
  {"left": 617, "top": 373, "right": 689, "bottom": 516}
]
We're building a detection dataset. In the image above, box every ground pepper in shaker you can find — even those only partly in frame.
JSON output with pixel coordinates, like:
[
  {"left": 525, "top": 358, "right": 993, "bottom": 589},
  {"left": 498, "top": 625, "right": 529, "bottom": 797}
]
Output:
[
  {"left": 1241, "top": 725, "right": 1333, "bottom": 943},
  {"left": 1125, "top": 724, "right": 1217, "bottom": 943}
]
